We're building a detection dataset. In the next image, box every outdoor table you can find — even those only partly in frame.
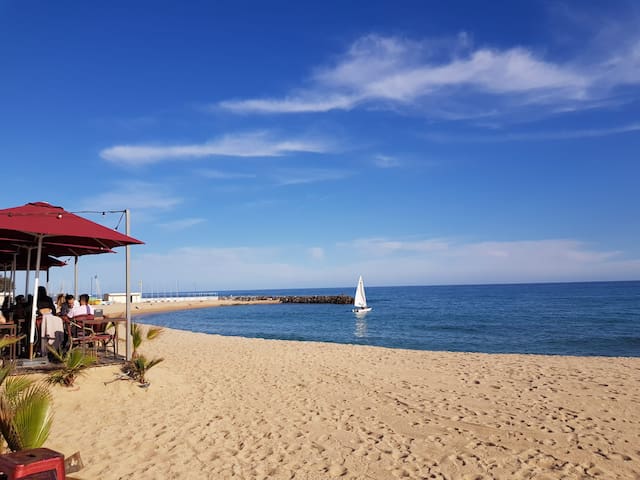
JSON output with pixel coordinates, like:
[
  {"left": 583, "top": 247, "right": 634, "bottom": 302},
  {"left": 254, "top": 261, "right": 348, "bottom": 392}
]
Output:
[{"left": 83, "top": 317, "right": 127, "bottom": 356}]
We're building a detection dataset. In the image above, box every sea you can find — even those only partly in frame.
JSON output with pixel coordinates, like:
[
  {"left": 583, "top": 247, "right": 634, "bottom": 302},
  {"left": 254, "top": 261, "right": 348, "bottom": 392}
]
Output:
[{"left": 141, "top": 281, "right": 640, "bottom": 357}]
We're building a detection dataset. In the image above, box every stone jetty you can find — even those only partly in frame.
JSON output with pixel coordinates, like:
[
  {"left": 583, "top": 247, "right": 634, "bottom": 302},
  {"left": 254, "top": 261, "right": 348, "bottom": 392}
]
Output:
[
  {"left": 278, "top": 295, "right": 354, "bottom": 304},
  {"left": 220, "top": 295, "right": 354, "bottom": 304}
]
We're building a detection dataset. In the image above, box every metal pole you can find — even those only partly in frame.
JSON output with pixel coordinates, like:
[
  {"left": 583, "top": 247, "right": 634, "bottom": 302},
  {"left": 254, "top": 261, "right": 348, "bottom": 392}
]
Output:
[
  {"left": 74, "top": 256, "right": 78, "bottom": 299},
  {"left": 11, "top": 254, "right": 16, "bottom": 300},
  {"left": 125, "top": 209, "right": 132, "bottom": 361},
  {"left": 28, "top": 235, "right": 43, "bottom": 359},
  {"left": 25, "top": 248, "right": 32, "bottom": 295}
]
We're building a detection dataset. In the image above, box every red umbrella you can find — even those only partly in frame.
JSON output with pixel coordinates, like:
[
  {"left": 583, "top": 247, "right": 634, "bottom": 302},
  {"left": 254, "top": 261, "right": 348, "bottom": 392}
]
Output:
[
  {"left": 0, "top": 202, "right": 143, "bottom": 360},
  {"left": 0, "top": 252, "right": 66, "bottom": 270},
  {"left": 0, "top": 239, "right": 115, "bottom": 258},
  {"left": 0, "top": 202, "right": 143, "bottom": 249}
]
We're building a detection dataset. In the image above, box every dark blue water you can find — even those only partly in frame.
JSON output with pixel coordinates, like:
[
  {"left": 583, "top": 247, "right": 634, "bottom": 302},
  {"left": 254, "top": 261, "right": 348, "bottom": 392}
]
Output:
[{"left": 140, "top": 281, "right": 640, "bottom": 357}]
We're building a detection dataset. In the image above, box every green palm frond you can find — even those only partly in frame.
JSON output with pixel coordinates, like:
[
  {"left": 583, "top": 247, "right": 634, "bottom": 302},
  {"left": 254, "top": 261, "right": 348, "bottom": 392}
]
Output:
[
  {"left": 131, "top": 323, "right": 164, "bottom": 357},
  {"left": 125, "top": 355, "right": 164, "bottom": 384},
  {"left": 4, "top": 376, "right": 36, "bottom": 402},
  {"left": 145, "top": 357, "right": 164, "bottom": 370},
  {"left": 46, "top": 347, "right": 96, "bottom": 387},
  {"left": 131, "top": 323, "right": 143, "bottom": 352},
  {"left": 0, "top": 396, "right": 20, "bottom": 453},
  {"left": 0, "top": 364, "right": 14, "bottom": 387},
  {"left": 10, "top": 384, "right": 53, "bottom": 450},
  {"left": 0, "top": 336, "right": 21, "bottom": 351},
  {"left": 146, "top": 327, "right": 164, "bottom": 341}
]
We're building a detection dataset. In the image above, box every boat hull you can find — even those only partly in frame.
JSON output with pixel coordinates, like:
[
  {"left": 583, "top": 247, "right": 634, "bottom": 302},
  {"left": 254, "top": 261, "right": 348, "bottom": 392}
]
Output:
[{"left": 353, "top": 307, "right": 372, "bottom": 313}]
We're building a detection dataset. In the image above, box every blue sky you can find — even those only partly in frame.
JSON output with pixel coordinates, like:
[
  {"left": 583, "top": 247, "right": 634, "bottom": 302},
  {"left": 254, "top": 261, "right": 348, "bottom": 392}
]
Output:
[{"left": 1, "top": 0, "right": 639, "bottom": 292}]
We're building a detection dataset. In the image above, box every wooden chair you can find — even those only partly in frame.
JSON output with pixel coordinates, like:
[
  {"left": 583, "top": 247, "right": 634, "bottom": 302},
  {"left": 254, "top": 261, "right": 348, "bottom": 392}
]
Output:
[
  {"left": 67, "top": 315, "right": 98, "bottom": 356},
  {"left": 68, "top": 315, "right": 116, "bottom": 358}
]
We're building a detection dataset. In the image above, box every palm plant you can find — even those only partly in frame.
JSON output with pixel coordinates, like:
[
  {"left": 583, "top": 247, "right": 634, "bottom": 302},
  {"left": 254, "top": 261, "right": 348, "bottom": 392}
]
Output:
[
  {"left": 46, "top": 347, "right": 97, "bottom": 387},
  {"left": 131, "top": 323, "right": 163, "bottom": 358},
  {"left": 118, "top": 323, "right": 165, "bottom": 386},
  {"left": 0, "top": 363, "right": 53, "bottom": 452},
  {"left": 123, "top": 355, "right": 164, "bottom": 385}
]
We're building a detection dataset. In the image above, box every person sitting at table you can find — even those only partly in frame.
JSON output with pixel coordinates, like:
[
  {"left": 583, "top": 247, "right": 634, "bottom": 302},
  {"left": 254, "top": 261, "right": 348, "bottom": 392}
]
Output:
[
  {"left": 12, "top": 295, "right": 26, "bottom": 321},
  {"left": 67, "top": 294, "right": 94, "bottom": 318},
  {"left": 55, "top": 293, "right": 65, "bottom": 313},
  {"left": 59, "top": 294, "right": 75, "bottom": 317},
  {"left": 1, "top": 296, "right": 10, "bottom": 320},
  {"left": 36, "top": 286, "right": 64, "bottom": 355},
  {"left": 36, "top": 286, "right": 57, "bottom": 316}
]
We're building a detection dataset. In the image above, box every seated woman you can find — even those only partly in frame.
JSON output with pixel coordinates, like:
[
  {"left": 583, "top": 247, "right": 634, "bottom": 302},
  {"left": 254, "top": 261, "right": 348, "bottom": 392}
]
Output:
[
  {"left": 36, "top": 286, "right": 64, "bottom": 355},
  {"left": 36, "top": 285, "right": 57, "bottom": 316}
]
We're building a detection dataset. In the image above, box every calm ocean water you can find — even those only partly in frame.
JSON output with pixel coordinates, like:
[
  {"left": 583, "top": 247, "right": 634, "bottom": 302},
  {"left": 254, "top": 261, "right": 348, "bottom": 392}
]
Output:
[{"left": 141, "top": 281, "right": 640, "bottom": 357}]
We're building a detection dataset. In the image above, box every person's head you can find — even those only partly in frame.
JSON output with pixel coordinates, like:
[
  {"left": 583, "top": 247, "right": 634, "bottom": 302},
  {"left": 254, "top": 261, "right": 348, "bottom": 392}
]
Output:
[
  {"left": 65, "top": 294, "right": 75, "bottom": 306},
  {"left": 56, "top": 293, "right": 65, "bottom": 305},
  {"left": 37, "top": 285, "right": 48, "bottom": 297},
  {"left": 79, "top": 294, "right": 90, "bottom": 305},
  {"left": 15, "top": 295, "right": 25, "bottom": 304}
]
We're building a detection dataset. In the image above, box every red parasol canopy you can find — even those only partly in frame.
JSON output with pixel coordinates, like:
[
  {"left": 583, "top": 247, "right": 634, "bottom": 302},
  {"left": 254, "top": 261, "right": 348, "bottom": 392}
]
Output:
[
  {"left": 0, "top": 239, "right": 115, "bottom": 258},
  {"left": 0, "top": 201, "right": 143, "bottom": 360},
  {"left": 0, "top": 252, "right": 66, "bottom": 270},
  {"left": 0, "top": 202, "right": 143, "bottom": 249}
]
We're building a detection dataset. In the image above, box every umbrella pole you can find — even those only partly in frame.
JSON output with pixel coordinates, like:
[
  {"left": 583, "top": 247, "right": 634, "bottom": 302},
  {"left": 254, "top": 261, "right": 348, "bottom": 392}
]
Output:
[
  {"left": 74, "top": 256, "right": 78, "bottom": 300},
  {"left": 125, "top": 209, "right": 132, "bottom": 361},
  {"left": 25, "top": 248, "right": 32, "bottom": 296},
  {"left": 28, "top": 235, "right": 44, "bottom": 360},
  {"left": 11, "top": 254, "right": 16, "bottom": 301}
]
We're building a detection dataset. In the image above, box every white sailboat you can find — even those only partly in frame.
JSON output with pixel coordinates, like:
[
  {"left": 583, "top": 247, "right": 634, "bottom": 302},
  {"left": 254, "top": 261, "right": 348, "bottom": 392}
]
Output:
[{"left": 352, "top": 275, "right": 372, "bottom": 313}]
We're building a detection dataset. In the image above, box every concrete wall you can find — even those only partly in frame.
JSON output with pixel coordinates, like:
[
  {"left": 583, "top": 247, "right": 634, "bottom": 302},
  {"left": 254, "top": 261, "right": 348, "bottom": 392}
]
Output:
[{"left": 103, "top": 292, "right": 143, "bottom": 304}]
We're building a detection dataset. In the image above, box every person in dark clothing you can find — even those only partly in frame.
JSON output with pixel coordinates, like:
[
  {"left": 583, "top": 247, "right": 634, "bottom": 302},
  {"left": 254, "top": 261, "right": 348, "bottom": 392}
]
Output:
[
  {"left": 1, "top": 296, "right": 10, "bottom": 320},
  {"left": 59, "top": 294, "right": 75, "bottom": 317},
  {"left": 12, "top": 295, "right": 26, "bottom": 320},
  {"left": 36, "top": 286, "right": 56, "bottom": 316}
]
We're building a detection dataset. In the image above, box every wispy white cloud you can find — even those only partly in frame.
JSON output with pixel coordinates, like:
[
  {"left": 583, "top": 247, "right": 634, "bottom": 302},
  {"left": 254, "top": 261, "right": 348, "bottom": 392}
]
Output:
[
  {"left": 425, "top": 122, "right": 640, "bottom": 143},
  {"left": 113, "top": 237, "right": 640, "bottom": 290},
  {"left": 79, "top": 181, "right": 182, "bottom": 212},
  {"left": 100, "top": 131, "right": 332, "bottom": 166},
  {"left": 157, "top": 218, "right": 206, "bottom": 230},
  {"left": 218, "top": 33, "right": 640, "bottom": 118},
  {"left": 338, "top": 237, "right": 639, "bottom": 285},
  {"left": 272, "top": 168, "right": 352, "bottom": 186},
  {"left": 373, "top": 154, "right": 401, "bottom": 168},
  {"left": 197, "top": 169, "right": 257, "bottom": 180},
  {"left": 345, "top": 237, "right": 451, "bottom": 255},
  {"left": 218, "top": 95, "right": 357, "bottom": 114}
]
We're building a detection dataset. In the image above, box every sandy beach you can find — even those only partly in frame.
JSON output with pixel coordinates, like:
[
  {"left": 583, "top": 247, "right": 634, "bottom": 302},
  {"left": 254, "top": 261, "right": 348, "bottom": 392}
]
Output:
[
  {"left": 35, "top": 308, "right": 639, "bottom": 479},
  {"left": 100, "top": 298, "right": 280, "bottom": 317}
]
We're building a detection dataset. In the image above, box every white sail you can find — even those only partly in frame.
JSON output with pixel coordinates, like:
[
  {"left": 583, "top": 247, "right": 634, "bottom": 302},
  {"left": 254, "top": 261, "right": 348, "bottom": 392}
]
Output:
[{"left": 354, "top": 275, "right": 368, "bottom": 308}]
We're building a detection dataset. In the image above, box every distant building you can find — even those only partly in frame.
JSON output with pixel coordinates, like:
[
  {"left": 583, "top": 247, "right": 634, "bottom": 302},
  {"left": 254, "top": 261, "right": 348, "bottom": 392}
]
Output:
[{"left": 103, "top": 292, "right": 142, "bottom": 304}]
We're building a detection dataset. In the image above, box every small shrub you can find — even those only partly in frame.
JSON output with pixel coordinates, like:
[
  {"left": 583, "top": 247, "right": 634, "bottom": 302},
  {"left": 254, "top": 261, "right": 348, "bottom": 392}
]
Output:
[{"left": 46, "top": 347, "right": 97, "bottom": 387}]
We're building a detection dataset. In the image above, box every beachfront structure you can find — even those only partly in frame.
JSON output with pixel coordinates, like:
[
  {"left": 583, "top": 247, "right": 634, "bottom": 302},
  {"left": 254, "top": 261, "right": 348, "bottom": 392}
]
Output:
[{"left": 104, "top": 292, "right": 143, "bottom": 304}]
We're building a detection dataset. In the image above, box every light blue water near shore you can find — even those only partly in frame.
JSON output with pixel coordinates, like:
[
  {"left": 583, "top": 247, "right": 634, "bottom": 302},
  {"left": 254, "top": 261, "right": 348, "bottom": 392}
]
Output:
[{"left": 141, "top": 281, "right": 640, "bottom": 357}]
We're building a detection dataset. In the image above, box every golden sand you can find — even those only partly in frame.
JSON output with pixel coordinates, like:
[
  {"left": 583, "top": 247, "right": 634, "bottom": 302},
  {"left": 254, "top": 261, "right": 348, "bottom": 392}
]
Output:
[{"left": 37, "top": 303, "right": 639, "bottom": 479}]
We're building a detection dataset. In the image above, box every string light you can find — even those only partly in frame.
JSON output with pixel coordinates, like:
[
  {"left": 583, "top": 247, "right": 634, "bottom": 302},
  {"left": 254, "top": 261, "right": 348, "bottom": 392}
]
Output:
[{"left": 0, "top": 209, "right": 129, "bottom": 231}]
